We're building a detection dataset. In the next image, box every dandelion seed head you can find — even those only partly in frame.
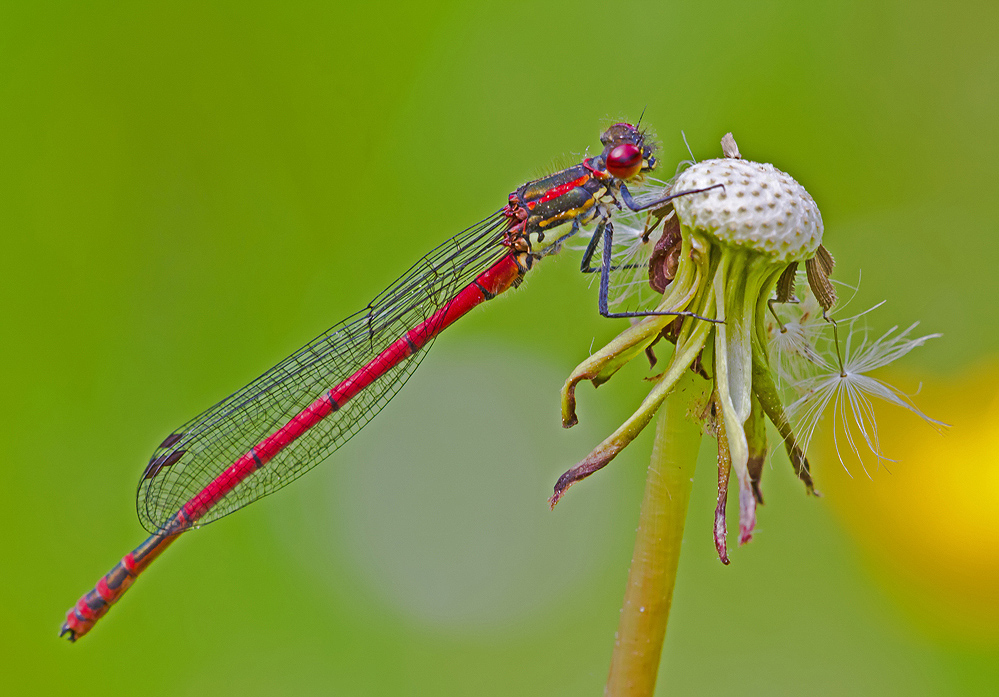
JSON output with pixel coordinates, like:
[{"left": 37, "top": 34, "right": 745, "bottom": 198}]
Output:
[{"left": 674, "top": 159, "right": 822, "bottom": 261}]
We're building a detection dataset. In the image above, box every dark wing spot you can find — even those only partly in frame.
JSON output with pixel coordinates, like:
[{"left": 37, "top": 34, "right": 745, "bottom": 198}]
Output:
[
  {"left": 142, "top": 449, "right": 186, "bottom": 481},
  {"left": 158, "top": 433, "right": 184, "bottom": 449}
]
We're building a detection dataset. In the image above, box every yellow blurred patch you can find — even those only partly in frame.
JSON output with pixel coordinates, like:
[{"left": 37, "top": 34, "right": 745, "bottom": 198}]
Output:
[{"left": 815, "top": 361, "right": 999, "bottom": 646}]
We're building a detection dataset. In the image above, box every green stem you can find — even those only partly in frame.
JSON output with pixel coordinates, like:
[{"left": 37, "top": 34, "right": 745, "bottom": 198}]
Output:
[{"left": 605, "top": 370, "right": 708, "bottom": 696}]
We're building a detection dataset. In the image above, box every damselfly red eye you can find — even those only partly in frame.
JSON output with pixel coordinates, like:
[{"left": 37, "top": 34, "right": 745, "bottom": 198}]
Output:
[{"left": 607, "top": 143, "right": 643, "bottom": 179}]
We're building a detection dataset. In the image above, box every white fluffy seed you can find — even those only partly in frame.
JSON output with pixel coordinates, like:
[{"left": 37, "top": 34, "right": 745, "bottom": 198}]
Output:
[{"left": 673, "top": 159, "right": 822, "bottom": 262}]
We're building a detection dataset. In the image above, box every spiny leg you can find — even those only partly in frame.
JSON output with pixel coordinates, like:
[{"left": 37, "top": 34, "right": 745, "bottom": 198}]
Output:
[
  {"left": 579, "top": 218, "right": 645, "bottom": 274},
  {"left": 618, "top": 182, "right": 725, "bottom": 213},
  {"left": 594, "top": 220, "right": 719, "bottom": 323},
  {"left": 538, "top": 218, "right": 582, "bottom": 259}
]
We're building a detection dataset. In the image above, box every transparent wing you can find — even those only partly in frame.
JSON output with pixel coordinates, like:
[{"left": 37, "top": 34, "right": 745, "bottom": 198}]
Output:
[{"left": 136, "top": 211, "right": 509, "bottom": 533}]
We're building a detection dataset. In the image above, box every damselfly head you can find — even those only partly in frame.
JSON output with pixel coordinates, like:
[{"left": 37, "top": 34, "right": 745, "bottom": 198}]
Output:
[{"left": 599, "top": 122, "right": 657, "bottom": 180}]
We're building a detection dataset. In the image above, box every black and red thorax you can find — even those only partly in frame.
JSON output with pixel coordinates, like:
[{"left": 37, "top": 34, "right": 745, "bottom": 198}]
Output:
[{"left": 502, "top": 122, "right": 657, "bottom": 253}]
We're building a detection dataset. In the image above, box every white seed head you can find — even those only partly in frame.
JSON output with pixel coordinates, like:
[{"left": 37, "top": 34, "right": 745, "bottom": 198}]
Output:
[{"left": 673, "top": 159, "right": 822, "bottom": 262}]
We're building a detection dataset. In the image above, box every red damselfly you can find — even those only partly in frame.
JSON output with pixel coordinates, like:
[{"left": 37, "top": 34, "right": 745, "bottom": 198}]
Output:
[{"left": 60, "top": 121, "right": 720, "bottom": 641}]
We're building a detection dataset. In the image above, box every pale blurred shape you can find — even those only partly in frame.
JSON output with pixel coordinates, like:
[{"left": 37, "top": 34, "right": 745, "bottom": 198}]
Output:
[{"left": 334, "top": 345, "right": 617, "bottom": 629}]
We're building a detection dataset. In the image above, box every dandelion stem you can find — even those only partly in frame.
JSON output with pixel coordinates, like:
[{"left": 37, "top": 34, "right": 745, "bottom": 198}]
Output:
[{"left": 606, "top": 370, "right": 708, "bottom": 696}]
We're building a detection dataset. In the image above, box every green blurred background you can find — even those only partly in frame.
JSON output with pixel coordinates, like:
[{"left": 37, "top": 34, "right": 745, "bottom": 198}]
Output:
[{"left": 2, "top": 1, "right": 997, "bottom": 694}]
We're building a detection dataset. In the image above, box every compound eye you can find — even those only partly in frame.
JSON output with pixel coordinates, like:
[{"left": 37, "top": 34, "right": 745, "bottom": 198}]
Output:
[{"left": 606, "top": 143, "right": 643, "bottom": 179}]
